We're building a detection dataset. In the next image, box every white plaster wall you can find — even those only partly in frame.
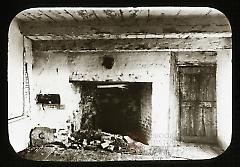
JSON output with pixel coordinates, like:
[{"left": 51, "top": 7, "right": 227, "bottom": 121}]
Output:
[
  {"left": 8, "top": 18, "right": 33, "bottom": 152},
  {"left": 31, "top": 52, "right": 81, "bottom": 130},
  {"left": 216, "top": 49, "right": 232, "bottom": 150},
  {"left": 31, "top": 51, "right": 171, "bottom": 145},
  {"left": 8, "top": 18, "right": 23, "bottom": 119},
  {"left": 150, "top": 54, "right": 171, "bottom": 146},
  {"left": 168, "top": 54, "right": 179, "bottom": 143},
  {"left": 150, "top": 80, "right": 170, "bottom": 146}
]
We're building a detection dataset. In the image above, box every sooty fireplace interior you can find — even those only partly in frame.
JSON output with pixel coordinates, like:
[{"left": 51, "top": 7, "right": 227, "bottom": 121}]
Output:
[{"left": 75, "top": 82, "right": 152, "bottom": 144}]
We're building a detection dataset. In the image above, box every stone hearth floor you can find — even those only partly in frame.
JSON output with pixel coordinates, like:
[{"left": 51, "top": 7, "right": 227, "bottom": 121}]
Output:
[{"left": 18, "top": 142, "right": 224, "bottom": 161}]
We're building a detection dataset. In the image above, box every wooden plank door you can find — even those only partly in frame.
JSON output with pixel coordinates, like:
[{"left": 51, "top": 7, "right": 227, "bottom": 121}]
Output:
[{"left": 178, "top": 66, "right": 217, "bottom": 143}]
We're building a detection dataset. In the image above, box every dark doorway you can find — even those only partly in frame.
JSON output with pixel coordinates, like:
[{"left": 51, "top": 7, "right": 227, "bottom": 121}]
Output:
[{"left": 178, "top": 65, "right": 217, "bottom": 144}]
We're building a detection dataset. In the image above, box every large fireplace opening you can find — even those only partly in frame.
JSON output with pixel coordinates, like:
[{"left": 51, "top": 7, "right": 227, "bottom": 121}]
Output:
[{"left": 78, "top": 82, "right": 152, "bottom": 144}]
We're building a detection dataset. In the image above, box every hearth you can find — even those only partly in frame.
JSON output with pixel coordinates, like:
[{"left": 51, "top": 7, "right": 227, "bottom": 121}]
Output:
[{"left": 77, "top": 82, "right": 152, "bottom": 144}]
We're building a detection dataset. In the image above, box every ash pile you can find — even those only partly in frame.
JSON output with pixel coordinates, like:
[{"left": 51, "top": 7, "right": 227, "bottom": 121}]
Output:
[{"left": 30, "top": 127, "right": 148, "bottom": 154}]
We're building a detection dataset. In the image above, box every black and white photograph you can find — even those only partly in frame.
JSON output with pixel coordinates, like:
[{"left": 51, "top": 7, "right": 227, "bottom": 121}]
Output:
[{"left": 7, "top": 7, "right": 232, "bottom": 161}]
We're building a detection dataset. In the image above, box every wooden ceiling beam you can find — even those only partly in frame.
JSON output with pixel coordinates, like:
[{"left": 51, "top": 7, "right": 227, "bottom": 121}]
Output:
[
  {"left": 32, "top": 36, "right": 231, "bottom": 51},
  {"left": 26, "top": 32, "right": 231, "bottom": 40}
]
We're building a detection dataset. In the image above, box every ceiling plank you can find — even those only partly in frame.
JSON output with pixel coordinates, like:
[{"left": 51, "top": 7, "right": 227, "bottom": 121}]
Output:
[
  {"left": 19, "top": 15, "right": 230, "bottom": 39},
  {"left": 151, "top": 8, "right": 180, "bottom": 16},
  {"left": 92, "top": 10, "right": 102, "bottom": 22},
  {"left": 16, "top": 7, "right": 227, "bottom": 23},
  {"left": 23, "top": 11, "right": 42, "bottom": 21},
  {"left": 43, "top": 10, "right": 69, "bottom": 21},
  {"left": 75, "top": 10, "right": 95, "bottom": 21},
  {"left": 31, "top": 10, "right": 56, "bottom": 22},
  {"left": 16, "top": 8, "right": 229, "bottom": 27},
  {"left": 124, "top": 9, "right": 139, "bottom": 22},
  {"left": 16, "top": 12, "right": 36, "bottom": 21},
  {"left": 119, "top": 9, "right": 124, "bottom": 21},
  {"left": 63, "top": 9, "right": 79, "bottom": 22},
  {"left": 92, "top": 10, "right": 113, "bottom": 22},
  {"left": 38, "top": 10, "right": 56, "bottom": 22},
  {"left": 120, "top": 9, "right": 149, "bottom": 24},
  {"left": 179, "top": 8, "right": 208, "bottom": 16},
  {"left": 103, "top": 9, "right": 121, "bottom": 21},
  {"left": 146, "top": 10, "right": 150, "bottom": 23},
  {"left": 62, "top": 9, "right": 85, "bottom": 22}
]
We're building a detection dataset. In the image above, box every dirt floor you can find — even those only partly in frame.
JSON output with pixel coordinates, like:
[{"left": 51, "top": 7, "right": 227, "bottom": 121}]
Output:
[{"left": 18, "top": 142, "right": 224, "bottom": 161}]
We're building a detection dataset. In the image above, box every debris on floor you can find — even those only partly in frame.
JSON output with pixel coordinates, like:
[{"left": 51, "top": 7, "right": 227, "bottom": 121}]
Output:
[
  {"left": 25, "top": 127, "right": 224, "bottom": 161},
  {"left": 30, "top": 127, "right": 147, "bottom": 154},
  {"left": 68, "top": 129, "right": 146, "bottom": 154}
]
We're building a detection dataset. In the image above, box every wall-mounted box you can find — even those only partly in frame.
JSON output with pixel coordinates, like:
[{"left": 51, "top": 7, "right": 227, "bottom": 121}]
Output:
[{"left": 36, "top": 94, "right": 60, "bottom": 105}]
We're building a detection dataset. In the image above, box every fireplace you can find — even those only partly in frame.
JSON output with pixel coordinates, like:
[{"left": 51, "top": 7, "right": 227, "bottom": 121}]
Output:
[{"left": 76, "top": 82, "right": 152, "bottom": 144}]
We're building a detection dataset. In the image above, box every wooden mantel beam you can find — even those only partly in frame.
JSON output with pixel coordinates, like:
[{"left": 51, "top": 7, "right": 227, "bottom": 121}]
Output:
[
  {"left": 26, "top": 32, "right": 231, "bottom": 40},
  {"left": 32, "top": 36, "right": 231, "bottom": 51}
]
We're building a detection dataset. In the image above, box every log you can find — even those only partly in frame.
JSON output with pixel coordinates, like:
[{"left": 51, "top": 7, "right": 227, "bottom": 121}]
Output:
[
  {"left": 123, "top": 136, "right": 134, "bottom": 144},
  {"left": 101, "top": 142, "right": 110, "bottom": 149}
]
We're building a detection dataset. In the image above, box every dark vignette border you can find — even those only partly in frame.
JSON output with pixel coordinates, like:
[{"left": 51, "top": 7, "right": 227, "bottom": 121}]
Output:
[{"left": 1, "top": 0, "right": 239, "bottom": 167}]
